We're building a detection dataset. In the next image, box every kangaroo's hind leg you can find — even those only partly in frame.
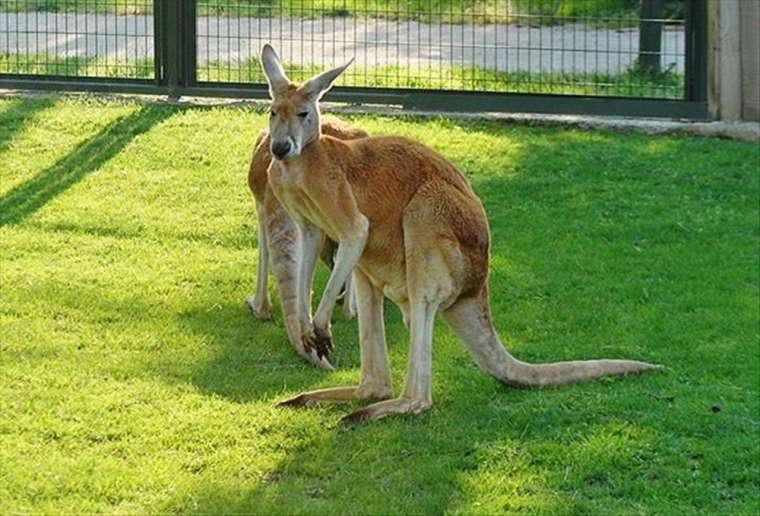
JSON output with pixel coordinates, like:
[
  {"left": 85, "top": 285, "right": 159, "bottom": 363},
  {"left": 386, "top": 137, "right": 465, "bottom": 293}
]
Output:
[
  {"left": 341, "top": 271, "right": 358, "bottom": 320},
  {"left": 247, "top": 203, "right": 272, "bottom": 320},
  {"left": 342, "top": 295, "right": 439, "bottom": 422},
  {"left": 280, "top": 268, "right": 393, "bottom": 406},
  {"left": 343, "top": 187, "right": 460, "bottom": 422}
]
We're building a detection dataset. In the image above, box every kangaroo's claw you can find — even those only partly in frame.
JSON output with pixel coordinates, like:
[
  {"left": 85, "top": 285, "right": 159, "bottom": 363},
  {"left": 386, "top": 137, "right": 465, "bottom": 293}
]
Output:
[{"left": 302, "top": 326, "right": 334, "bottom": 360}]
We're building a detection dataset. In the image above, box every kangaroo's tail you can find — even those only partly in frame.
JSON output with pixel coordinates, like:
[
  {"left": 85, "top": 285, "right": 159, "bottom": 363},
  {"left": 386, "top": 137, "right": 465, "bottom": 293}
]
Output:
[{"left": 442, "top": 289, "right": 660, "bottom": 388}]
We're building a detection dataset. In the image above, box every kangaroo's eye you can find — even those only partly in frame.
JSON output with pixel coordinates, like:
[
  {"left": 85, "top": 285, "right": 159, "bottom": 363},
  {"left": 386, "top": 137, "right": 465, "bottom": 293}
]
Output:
[
  {"left": 297, "top": 112, "right": 309, "bottom": 119},
  {"left": 270, "top": 110, "right": 276, "bottom": 117}
]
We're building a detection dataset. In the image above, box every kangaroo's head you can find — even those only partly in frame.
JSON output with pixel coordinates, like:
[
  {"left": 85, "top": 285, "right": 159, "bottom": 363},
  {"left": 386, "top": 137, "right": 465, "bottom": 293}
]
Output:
[{"left": 260, "top": 44, "right": 352, "bottom": 161}]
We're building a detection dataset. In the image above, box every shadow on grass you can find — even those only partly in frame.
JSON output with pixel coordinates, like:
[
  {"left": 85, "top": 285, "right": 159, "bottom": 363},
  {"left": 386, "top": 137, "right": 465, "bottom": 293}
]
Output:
[
  {"left": 167, "top": 263, "right": 362, "bottom": 404},
  {"left": 173, "top": 301, "right": 328, "bottom": 402},
  {"left": 163, "top": 345, "right": 656, "bottom": 514},
  {"left": 0, "top": 97, "right": 56, "bottom": 155},
  {"left": 0, "top": 104, "right": 173, "bottom": 227}
]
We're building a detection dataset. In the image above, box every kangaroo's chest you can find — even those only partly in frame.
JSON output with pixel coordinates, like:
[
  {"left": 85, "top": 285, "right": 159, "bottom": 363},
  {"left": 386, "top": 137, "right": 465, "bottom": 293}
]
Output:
[{"left": 268, "top": 162, "right": 333, "bottom": 235}]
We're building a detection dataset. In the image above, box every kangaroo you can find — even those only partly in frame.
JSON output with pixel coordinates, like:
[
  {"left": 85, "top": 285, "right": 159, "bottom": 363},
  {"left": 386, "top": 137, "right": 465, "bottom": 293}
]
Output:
[
  {"left": 246, "top": 117, "right": 367, "bottom": 370},
  {"left": 260, "top": 44, "right": 661, "bottom": 421}
]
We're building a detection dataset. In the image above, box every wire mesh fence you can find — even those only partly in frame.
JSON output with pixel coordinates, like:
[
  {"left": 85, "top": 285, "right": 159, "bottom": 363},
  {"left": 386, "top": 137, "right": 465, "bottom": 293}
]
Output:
[
  {"left": 0, "top": 0, "right": 155, "bottom": 79},
  {"left": 0, "top": 1, "right": 693, "bottom": 102},
  {"left": 197, "top": 0, "right": 686, "bottom": 99}
]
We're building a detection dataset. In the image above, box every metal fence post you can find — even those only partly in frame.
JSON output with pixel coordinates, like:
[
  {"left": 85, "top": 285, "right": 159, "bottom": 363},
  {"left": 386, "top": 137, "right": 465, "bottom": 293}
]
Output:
[
  {"left": 639, "top": 0, "right": 665, "bottom": 74},
  {"left": 158, "top": 0, "right": 182, "bottom": 97},
  {"left": 182, "top": 1, "right": 198, "bottom": 89},
  {"left": 156, "top": 0, "right": 196, "bottom": 97},
  {"left": 153, "top": 0, "right": 163, "bottom": 85},
  {"left": 685, "top": 0, "right": 708, "bottom": 103}
]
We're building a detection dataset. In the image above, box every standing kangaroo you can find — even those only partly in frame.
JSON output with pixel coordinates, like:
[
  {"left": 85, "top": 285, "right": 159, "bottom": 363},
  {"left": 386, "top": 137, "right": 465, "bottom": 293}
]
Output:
[
  {"left": 260, "top": 44, "right": 661, "bottom": 421},
  {"left": 246, "top": 117, "right": 367, "bottom": 370}
]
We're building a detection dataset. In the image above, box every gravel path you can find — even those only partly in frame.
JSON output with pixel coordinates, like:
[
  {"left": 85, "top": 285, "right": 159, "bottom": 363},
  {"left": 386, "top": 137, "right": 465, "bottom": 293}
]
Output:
[{"left": 1, "top": 13, "right": 685, "bottom": 74}]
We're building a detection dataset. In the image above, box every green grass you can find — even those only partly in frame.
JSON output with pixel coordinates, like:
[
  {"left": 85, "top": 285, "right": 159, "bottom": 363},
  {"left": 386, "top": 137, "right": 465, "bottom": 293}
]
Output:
[
  {"left": 0, "top": 54, "right": 684, "bottom": 99},
  {"left": 0, "top": 0, "right": 683, "bottom": 24},
  {"left": 1, "top": 96, "right": 758, "bottom": 514}
]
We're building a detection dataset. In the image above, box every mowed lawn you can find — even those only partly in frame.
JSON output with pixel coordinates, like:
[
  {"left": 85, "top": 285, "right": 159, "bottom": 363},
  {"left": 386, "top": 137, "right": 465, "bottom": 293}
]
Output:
[{"left": 0, "top": 96, "right": 757, "bottom": 514}]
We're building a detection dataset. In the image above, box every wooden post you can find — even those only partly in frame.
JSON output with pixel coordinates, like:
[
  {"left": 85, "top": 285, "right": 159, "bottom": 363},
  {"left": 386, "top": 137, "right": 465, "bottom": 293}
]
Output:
[
  {"left": 740, "top": 0, "right": 760, "bottom": 121},
  {"left": 639, "top": 0, "right": 665, "bottom": 74},
  {"left": 707, "top": 0, "right": 742, "bottom": 120}
]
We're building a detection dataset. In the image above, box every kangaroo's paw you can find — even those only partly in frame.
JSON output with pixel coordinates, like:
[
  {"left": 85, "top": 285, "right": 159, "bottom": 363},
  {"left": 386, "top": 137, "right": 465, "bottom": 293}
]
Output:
[
  {"left": 245, "top": 294, "right": 271, "bottom": 320},
  {"left": 278, "top": 384, "right": 392, "bottom": 407},
  {"left": 296, "top": 345, "right": 335, "bottom": 371},
  {"left": 341, "top": 397, "right": 431, "bottom": 423},
  {"left": 302, "top": 325, "right": 333, "bottom": 360}
]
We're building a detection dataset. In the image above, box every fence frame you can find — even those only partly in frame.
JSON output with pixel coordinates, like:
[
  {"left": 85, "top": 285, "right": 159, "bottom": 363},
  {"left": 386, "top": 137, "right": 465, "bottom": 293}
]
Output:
[{"left": 0, "top": 0, "right": 709, "bottom": 119}]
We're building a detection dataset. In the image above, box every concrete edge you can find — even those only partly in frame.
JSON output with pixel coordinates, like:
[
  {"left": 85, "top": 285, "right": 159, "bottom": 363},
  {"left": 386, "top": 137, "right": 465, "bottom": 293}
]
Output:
[{"left": 2, "top": 89, "right": 759, "bottom": 142}]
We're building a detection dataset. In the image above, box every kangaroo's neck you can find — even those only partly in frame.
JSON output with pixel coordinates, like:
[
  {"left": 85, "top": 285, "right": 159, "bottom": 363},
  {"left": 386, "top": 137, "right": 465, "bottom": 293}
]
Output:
[
  {"left": 272, "top": 133, "right": 355, "bottom": 185},
  {"left": 274, "top": 139, "right": 323, "bottom": 179},
  {"left": 301, "top": 124, "right": 321, "bottom": 150}
]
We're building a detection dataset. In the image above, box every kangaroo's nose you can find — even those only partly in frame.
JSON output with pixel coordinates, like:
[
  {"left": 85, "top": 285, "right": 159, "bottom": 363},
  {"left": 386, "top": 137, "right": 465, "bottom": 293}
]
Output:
[{"left": 271, "top": 140, "right": 292, "bottom": 159}]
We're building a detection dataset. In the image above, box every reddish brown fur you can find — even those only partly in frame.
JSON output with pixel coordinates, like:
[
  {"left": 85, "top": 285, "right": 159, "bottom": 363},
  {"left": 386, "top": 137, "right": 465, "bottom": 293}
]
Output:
[
  {"left": 282, "top": 135, "right": 490, "bottom": 303},
  {"left": 261, "top": 45, "right": 660, "bottom": 420}
]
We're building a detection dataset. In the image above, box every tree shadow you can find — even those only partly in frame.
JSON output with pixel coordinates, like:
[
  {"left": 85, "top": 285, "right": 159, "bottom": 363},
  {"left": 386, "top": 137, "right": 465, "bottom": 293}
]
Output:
[
  {"left": 0, "top": 96, "right": 57, "bottom": 156},
  {"left": 25, "top": 218, "right": 253, "bottom": 252},
  {"left": 0, "top": 104, "right": 173, "bottom": 227},
  {"left": 172, "top": 301, "right": 325, "bottom": 402},
  {"left": 164, "top": 263, "right": 369, "bottom": 404}
]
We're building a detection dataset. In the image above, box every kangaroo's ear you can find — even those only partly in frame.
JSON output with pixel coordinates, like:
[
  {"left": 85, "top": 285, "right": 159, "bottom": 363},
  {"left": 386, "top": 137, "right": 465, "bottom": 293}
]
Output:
[
  {"left": 260, "top": 44, "right": 289, "bottom": 97},
  {"left": 300, "top": 59, "right": 353, "bottom": 101}
]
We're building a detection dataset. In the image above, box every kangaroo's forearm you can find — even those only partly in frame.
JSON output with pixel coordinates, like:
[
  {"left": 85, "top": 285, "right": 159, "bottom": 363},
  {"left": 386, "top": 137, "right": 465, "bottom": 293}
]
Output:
[{"left": 313, "top": 214, "right": 369, "bottom": 330}]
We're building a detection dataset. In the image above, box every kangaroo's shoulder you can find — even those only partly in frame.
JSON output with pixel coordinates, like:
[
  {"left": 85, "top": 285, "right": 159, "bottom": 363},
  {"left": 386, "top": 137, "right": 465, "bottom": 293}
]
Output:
[{"left": 320, "top": 117, "right": 369, "bottom": 140}]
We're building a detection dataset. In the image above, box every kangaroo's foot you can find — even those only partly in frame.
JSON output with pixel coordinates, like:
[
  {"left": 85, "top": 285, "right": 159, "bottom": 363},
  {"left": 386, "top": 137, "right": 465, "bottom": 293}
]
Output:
[
  {"left": 341, "top": 397, "right": 431, "bottom": 423},
  {"left": 246, "top": 294, "right": 271, "bottom": 320},
  {"left": 279, "top": 384, "right": 393, "bottom": 407}
]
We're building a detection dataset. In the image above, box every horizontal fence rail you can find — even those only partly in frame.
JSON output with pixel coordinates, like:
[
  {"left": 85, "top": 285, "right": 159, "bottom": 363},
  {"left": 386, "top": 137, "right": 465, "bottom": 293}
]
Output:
[{"left": 0, "top": 0, "right": 708, "bottom": 118}]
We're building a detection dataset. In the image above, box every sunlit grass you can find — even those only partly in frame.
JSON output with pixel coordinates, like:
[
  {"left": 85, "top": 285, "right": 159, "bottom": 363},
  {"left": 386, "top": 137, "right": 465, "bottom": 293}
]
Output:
[{"left": 0, "top": 96, "right": 757, "bottom": 514}]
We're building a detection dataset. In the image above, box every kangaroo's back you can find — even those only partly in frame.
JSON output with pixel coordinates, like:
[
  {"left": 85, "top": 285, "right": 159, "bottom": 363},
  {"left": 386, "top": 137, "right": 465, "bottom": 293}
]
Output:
[
  {"left": 316, "top": 135, "right": 478, "bottom": 227},
  {"left": 338, "top": 135, "right": 473, "bottom": 195}
]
